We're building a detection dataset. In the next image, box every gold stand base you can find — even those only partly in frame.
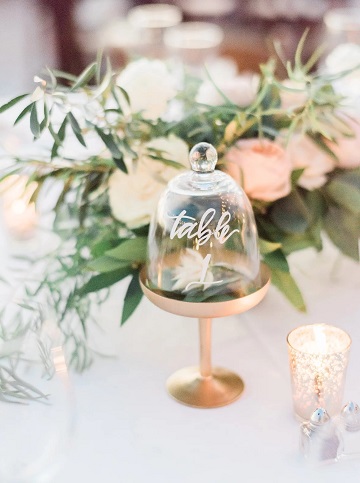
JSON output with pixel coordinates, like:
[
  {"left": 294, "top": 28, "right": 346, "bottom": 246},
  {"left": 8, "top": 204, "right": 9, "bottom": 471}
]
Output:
[
  {"left": 166, "top": 366, "right": 245, "bottom": 408},
  {"left": 140, "top": 264, "right": 270, "bottom": 409}
]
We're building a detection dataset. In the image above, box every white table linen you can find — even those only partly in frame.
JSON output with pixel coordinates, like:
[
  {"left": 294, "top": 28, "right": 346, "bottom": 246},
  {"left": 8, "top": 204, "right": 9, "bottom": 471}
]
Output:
[
  {"left": 0, "top": 114, "right": 359, "bottom": 482},
  {"left": 8, "top": 233, "right": 355, "bottom": 483}
]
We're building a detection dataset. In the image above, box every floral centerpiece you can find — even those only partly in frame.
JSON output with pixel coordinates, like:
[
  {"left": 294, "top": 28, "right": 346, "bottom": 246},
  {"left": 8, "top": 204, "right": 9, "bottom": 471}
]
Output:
[{"left": 1, "top": 36, "right": 359, "bottom": 369}]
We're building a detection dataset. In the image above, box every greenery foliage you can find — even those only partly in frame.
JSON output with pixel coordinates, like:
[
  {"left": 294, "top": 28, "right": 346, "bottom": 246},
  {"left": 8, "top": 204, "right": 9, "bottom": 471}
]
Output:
[{"left": 1, "top": 36, "right": 359, "bottom": 369}]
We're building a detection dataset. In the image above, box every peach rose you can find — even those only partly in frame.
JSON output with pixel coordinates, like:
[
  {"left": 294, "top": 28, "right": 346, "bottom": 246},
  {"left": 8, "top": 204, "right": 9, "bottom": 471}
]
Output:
[
  {"left": 285, "top": 134, "right": 335, "bottom": 190},
  {"left": 225, "top": 139, "right": 292, "bottom": 201},
  {"left": 329, "top": 118, "right": 360, "bottom": 169}
]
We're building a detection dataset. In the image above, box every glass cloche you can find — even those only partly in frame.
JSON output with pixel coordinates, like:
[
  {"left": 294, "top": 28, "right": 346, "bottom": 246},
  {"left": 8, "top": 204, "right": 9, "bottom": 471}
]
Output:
[{"left": 146, "top": 142, "right": 261, "bottom": 303}]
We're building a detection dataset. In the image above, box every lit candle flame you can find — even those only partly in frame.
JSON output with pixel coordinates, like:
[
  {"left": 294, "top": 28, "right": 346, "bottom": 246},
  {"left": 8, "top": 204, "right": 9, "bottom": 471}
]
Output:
[{"left": 314, "top": 325, "right": 327, "bottom": 354}]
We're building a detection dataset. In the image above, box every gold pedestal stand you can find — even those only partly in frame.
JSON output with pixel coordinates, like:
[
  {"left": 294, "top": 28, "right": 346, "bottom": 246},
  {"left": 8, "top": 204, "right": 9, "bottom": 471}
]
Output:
[{"left": 140, "top": 265, "right": 270, "bottom": 408}]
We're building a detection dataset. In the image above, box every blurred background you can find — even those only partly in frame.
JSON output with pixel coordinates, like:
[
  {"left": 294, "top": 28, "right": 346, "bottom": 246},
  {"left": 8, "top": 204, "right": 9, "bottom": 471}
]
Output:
[{"left": 0, "top": 0, "right": 360, "bottom": 96}]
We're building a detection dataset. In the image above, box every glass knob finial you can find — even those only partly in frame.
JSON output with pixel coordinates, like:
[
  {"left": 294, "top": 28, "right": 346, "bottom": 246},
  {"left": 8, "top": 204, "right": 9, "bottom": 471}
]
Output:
[{"left": 189, "top": 142, "right": 217, "bottom": 173}]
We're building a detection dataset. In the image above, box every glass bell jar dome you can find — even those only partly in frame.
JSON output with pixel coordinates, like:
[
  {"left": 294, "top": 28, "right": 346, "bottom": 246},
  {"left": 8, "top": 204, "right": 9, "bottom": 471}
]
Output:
[{"left": 146, "top": 142, "right": 261, "bottom": 303}]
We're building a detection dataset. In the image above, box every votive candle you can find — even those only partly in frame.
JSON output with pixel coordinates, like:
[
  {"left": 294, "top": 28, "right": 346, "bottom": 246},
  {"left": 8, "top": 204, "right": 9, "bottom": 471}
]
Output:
[
  {"left": 1, "top": 175, "right": 38, "bottom": 238},
  {"left": 287, "top": 324, "right": 351, "bottom": 421}
]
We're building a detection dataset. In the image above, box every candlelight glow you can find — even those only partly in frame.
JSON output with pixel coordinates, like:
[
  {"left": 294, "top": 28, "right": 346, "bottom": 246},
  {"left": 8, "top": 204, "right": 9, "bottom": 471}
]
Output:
[
  {"left": 314, "top": 324, "right": 327, "bottom": 354},
  {"left": 0, "top": 175, "right": 38, "bottom": 238}
]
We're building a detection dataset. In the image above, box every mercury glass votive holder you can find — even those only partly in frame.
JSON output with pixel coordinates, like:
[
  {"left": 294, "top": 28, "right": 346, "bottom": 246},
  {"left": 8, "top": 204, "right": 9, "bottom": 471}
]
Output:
[{"left": 287, "top": 324, "right": 351, "bottom": 421}]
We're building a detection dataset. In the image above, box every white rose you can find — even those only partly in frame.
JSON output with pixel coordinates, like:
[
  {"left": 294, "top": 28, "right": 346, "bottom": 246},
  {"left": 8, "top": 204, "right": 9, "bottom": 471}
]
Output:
[
  {"left": 285, "top": 134, "right": 335, "bottom": 190},
  {"left": 205, "top": 57, "right": 238, "bottom": 83},
  {"left": 196, "top": 74, "right": 260, "bottom": 107},
  {"left": 324, "top": 43, "right": 360, "bottom": 110},
  {"left": 117, "top": 59, "right": 177, "bottom": 120},
  {"left": 108, "top": 135, "right": 189, "bottom": 228},
  {"left": 325, "top": 43, "right": 360, "bottom": 74}
]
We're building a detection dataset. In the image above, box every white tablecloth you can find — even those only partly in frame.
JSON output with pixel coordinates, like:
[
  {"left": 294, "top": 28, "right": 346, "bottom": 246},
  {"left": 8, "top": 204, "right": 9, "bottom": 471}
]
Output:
[
  {"left": 2, "top": 228, "right": 356, "bottom": 482},
  {"left": 0, "top": 125, "right": 359, "bottom": 480}
]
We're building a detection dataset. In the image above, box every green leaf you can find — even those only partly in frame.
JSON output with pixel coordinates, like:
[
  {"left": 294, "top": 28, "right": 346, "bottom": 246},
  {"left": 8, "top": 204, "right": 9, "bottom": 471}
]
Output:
[
  {"left": 95, "top": 49, "right": 104, "bottom": 85},
  {"left": 147, "top": 153, "right": 184, "bottom": 170},
  {"left": 50, "top": 117, "right": 68, "bottom": 159},
  {"left": 67, "top": 112, "right": 81, "bottom": 134},
  {"left": 58, "top": 116, "right": 68, "bottom": 142},
  {"left": 270, "top": 191, "right": 311, "bottom": 234},
  {"left": 120, "top": 139, "right": 138, "bottom": 159},
  {"left": 307, "top": 132, "right": 339, "bottom": 161},
  {"left": 303, "top": 44, "right": 326, "bottom": 73},
  {"left": 270, "top": 267, "right": 306, "bottom": 312},
  {"left": 29, "top": 182, "right": 42, "bottom": 204},
  {"left": 294, "top": 28, "right": 309, "bottom": 71},
  {"left": 51, "top": 69, "right": 77, "bottom": 82},
  {"left": 93, "top": 56, "right": 112, "bottom": 98},
  {"left": 256, "top": 213, "right": 284, "bottom": 242},
  {"left": 281, "top": 233, "right": 320, "bottom": 254},
  {"left": 325, "top": 172, "right": 360, "bottom": 215},
  {"left": 90, "top": 237, "right": 124, "bottom": 258},
  {"left": 304, "top": 190, "right": 326, "bottom": 219},
  {"left": 263, "top": 249, "right": 289, "bottom": 272},
  {"left": 94, "top": 127, "right": 127, "bottom": 173},
  {"left": 183, "top": 275, "right": 250, "bottom": 303},
  {"left": 261, "top": 125, "right": 280, "bottom": 138},
  {"left": 46, "top": 67, "right": 57, "bottom": 90},
  {"left": 14, "top": 103, "right": 33, "bottom": 125},
  {"left": 76, "top": 266, "right": 133, "bottom": 296},
  {"left": 327, "top": 112, "right": 355, "bottom": 137},
  {"left": 278, "top": 211, "right": 323, "bottom": 255},
  {"left": 324, "top": 205, "right": 360, "bottom": 261},
  {"left": 308, "top": 218, "right": 323, "bottom": 251},
  {"left": 113, "top": 156, "right": 127, "bottom": 173},
  {"left": 49, "top": 123, "right": 61, "bottom": 145},
  {"left": 30, "top": 103, "right": 40, "bottom": 138},
  {"left": 286, "top": 60, "right": 293, "bottom": 79},
  {"left": 111, "top": 86, "right": 123, "bottom": 112},
  {"left": 259, "top": 238, "right": 282, "bottom": 255},
  {"left": 105, "top": 237, "right": 147, "bottom": 262},
  {"left": 39, "top": 101, "right": 49, "bottom": 132},
  {"left": 71, "top": 62, "right": 97, "bottom": 91},
  {"left": 121, "top": 272, "right": 143, "bottom": 325},
  {"left": 67, "top": 112, "right": 86, "bottom": 147},
  {"left": 87, "top": 256, "right": 130, "bottom": 273},
  {"left": 131, "top": 224, "right": 150, "bottom": 237},
  {"left": 291, "top": 168, "right": 305, "bottom": 187},
  {"left": 118, "top": 86, "right": 130, "bottom": 106},
  {"left": 51, "top": 142, "right": 58, "bottom": 160},
  {"left": 94, "top": 127, "right": 120, "bottom": 157},
  {"left": 0, "top": 94, "right": 28, "bottom": 113}
]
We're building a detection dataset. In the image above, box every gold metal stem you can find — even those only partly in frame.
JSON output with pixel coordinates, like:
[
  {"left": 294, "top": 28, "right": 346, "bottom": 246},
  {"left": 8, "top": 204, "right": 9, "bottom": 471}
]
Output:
[
  {"left": 199, "top": 318, "right": 212, "bottom": 378},
  {"left": 140, "top": 265, "right": 270, "bottom": 408}
]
